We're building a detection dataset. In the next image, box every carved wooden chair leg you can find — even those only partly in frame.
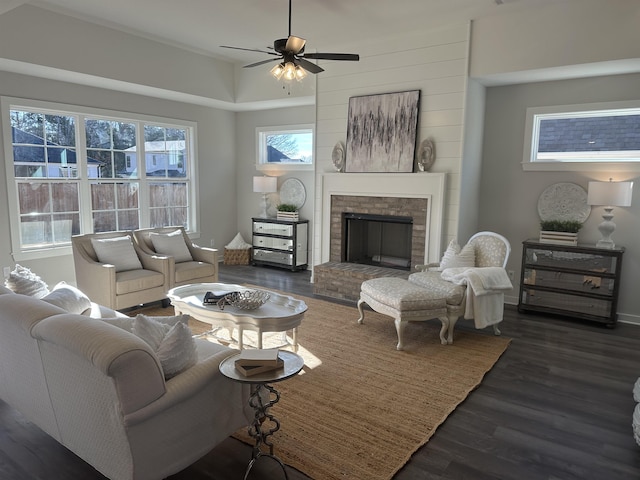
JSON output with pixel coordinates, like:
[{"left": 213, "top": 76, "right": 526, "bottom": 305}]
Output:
[
  {"left": 446, "top": 314, "right": 460, "bottom": 345},
  {"left": 437, "top": 317, "right": 449, "bottom": 345},
  {"left": 357, "top": 298, "right": 366, "bottom": 324},
  {"left": 394, "top": 318, "right": 406, "bottom": 351}
]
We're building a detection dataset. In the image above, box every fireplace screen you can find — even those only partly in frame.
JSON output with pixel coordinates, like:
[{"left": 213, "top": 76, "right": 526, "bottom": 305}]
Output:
[{"left": 342, "top": 213, "right": 413, "bottom": 270}]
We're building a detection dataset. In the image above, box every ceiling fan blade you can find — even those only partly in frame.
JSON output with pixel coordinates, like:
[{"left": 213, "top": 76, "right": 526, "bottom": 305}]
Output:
[
  {"left": 297, "top": 58, "right": 324, "bottom": 74},
  {"left": 220, "top": 45, "right": 279, "bottom": 56},
  {"left": 285, "top": 35, "right": 306, "bottom": 54},
  {"left": 303, "top": 53, "right": 360, "bottom": 61},
  {"left": 244, "top": 58, "right": 281, "bottom": 68}
]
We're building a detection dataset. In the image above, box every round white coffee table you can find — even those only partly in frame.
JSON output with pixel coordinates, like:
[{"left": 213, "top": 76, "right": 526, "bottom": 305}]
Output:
[{"left": 167, "top": 283, "right": 307, "bottom": 350}]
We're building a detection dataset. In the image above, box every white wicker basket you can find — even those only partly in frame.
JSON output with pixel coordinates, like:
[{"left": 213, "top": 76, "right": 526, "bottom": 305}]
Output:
[
  {"left": 276, "top": 211, "right": 299, "bottom": 221},
  {"left": 539, "top": 231, "right": 578, "bottom": 246}
]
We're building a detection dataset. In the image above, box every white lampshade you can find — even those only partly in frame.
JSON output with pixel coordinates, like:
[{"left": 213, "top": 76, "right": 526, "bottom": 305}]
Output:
[
  {"left": 253, "top": 176, "right": 277, "bottom": 193},
  {"left": 587, "top": 180, "right": 633, "bottom": 207}
]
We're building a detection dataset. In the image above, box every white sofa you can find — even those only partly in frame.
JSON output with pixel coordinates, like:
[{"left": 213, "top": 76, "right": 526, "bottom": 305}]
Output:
[{"left": 0, "top": 285, "right": 251, "bottom": 480}]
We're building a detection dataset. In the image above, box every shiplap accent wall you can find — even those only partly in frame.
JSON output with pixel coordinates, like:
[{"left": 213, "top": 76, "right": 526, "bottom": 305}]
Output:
[{"left": 312, "top": 22, "right": 471, "bottom": 269}]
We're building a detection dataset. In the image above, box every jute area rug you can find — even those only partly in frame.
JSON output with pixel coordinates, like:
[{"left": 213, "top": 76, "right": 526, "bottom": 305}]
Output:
[{"left": 134, "top": 293, "right": 510, "bottom": 480}]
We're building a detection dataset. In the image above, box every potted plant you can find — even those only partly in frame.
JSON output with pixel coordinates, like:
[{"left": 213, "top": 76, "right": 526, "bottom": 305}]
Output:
[
  {"left": 276, "top": 203, "right": 299, "bottom": 221},
  {"left": 539, "top": 220, "right": 583, "bottom": 245}
]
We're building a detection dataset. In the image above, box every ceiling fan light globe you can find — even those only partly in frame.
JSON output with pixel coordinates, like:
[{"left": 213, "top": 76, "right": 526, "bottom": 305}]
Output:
[
  {"left": 295, "top": 66, "right": 308, "bottom": 81},
  {"left": 270, "top": 63, "right": 286, "bottom": 80},
  {"left": 283, "top": 62, "right": 297, "bottom": 81}
]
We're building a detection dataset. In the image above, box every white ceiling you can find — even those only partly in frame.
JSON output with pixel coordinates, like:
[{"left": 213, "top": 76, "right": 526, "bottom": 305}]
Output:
[{"left": 24, "top": 0, "right": 561, "bottom": 65}]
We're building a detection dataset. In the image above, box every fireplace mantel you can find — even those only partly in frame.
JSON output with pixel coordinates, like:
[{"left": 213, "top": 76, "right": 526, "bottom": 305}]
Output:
[{"left": 315, "top": 172, "right": 446, "bottom": 267}]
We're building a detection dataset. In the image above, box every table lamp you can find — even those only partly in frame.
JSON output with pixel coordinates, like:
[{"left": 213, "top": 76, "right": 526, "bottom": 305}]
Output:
[
  {"left": 253, "top": 176, "right": 278, "bottom": 218},
  {"left": 587, "top": 178, "right": 633, "bottom": 249}
]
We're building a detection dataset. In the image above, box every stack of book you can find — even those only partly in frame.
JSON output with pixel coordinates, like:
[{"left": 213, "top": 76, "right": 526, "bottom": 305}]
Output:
[{"left": 234, "top": 349, "right": 284, "bottom": 377}]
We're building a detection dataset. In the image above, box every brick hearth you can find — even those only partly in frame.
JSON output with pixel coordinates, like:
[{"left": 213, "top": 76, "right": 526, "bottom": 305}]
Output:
[{"left": 313, "top": 262, "right": 410, "bottom": 302}]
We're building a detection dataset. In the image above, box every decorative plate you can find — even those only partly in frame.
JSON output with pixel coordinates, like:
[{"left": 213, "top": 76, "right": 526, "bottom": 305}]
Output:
[
  {"left": 279, "top": 178, "right": 306, "bottom": 209},
  {"left": 537, "top": 182, "right": 591, "bottom": 222},
  {"left": 331, "top": 141, "right": 345, "bottom": 172}
]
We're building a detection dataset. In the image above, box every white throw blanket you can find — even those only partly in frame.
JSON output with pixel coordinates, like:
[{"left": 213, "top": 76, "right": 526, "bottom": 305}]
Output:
[{"left": 441, "top": 267, "right": 513, "bottom": 329}]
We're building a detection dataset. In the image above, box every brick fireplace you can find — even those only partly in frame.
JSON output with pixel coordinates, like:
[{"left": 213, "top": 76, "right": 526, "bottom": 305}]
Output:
[
  {"left": 313, "top": 172, "right": 446, "bottom": 301},
  {"left": 330, "top": 195, "right": 428, "bottom": 268}
]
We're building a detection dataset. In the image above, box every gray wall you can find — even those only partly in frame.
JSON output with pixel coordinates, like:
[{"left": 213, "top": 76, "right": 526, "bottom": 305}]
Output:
[
  {"left": 0, "top": 71, "right": 237, "bottom": 287},
  {"left": 480, "top": 72, "right": 640, "bottom": 322},
  {"left": 234, "top": 106, "right": 316, "bottom": 254},
  {"left": 458, "top": 78, "right": 486, "bottom": 242}
]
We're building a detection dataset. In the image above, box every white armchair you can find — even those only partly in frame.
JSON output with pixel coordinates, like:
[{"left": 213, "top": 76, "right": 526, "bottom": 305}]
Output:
[
  {"left": 72, "top": 231, "right": 170, "bottom": 310},
  {"left": 408, "top": 231, "right": 511, "bottom": 343},
  {"left": 133, "top": 226, "right": 218, "bottom": 289}
]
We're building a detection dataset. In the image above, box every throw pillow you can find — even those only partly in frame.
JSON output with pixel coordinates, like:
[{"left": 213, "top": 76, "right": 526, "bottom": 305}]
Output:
[
  {"left": 5, "top": 264, "right": 50, "bottom": 298},
  {"left": 132, "top": 314, "right": 197, "bottom": 379},
  {"left": 91, "top": 236, "right": 143, "bottom": 272},
  {"left": 439, "top": 239, "right": 476, "bottom": 270},
  {"left": 41, "top": 281, "right": 92, "bottom": 314},
  {"left": 149, "top": 230, "right": 193, "bottom": 263}
]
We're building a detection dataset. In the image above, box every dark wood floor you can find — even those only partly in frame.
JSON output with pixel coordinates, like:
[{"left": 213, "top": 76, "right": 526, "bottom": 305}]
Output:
[{"left": 2, "top": 264, "right": 640, "bottom": 479}]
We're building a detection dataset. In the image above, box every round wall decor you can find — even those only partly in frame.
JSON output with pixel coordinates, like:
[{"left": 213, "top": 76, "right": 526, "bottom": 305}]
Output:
[
  {"left": 537, "top": 182, "right": 591, "bottom": 222},
  {"left": 279, "top": 178, "right": 306, "bottom": 209}
]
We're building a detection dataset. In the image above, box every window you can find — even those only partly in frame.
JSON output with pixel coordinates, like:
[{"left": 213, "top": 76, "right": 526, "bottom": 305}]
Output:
[
  {"left": 2, "top": 97, "right": 197, "bottom": 260},
  {"left": 523, "top": 100, "right": 640, "bottom": 171},
  {"left": 256, "top": 124, "right": 314, "bottom": 171}
]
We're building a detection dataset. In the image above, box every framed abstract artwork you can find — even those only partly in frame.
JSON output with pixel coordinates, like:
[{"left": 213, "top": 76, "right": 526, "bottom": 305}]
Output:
[{"left": 345, "top": 90, "right": 420, "bottom": 173}]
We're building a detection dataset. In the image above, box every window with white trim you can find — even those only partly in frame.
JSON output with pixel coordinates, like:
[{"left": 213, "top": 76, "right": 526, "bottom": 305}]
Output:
[
  {"left": 2, "top": 97, "right": 197, "bottom": 259},
  {"left": 523, "top": 100, "right": 640, "bottom": 171},
  {"left": 256, "top": 124, "right": 314, "bottom": 172}
]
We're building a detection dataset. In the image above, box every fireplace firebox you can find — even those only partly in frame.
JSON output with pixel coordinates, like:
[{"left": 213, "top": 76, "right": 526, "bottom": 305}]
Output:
[{"left": 342, "top": 213, "right": 413, "bottom": 270}]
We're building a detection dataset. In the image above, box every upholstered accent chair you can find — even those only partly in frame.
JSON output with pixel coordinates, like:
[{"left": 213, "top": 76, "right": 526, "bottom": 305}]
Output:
[
  {"left": 133, "top": 226, "right": 218, "bottom": 289},
  {"left": 72, "top": 231, "right": 170, "bottom": 310},
  {"left": 408, "top": 231, "right": 511, "bottom": 343}
]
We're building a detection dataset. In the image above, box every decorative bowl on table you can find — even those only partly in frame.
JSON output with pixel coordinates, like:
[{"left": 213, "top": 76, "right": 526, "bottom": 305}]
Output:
[{"left": 218, "top": 290, "right": 270, "bottom": 310}]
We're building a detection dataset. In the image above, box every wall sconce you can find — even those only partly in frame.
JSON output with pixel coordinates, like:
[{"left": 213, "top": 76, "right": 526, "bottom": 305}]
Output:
[
  {"left": 253, "top": 176, "right": 278, "bottom": 218},
  {"left": 587, "top": 178, "right": 633, "bottom": 249}
]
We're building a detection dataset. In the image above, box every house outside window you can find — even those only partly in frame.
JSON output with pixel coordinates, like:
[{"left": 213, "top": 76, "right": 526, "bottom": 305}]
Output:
[
  {"left": 2, "top": 97, "right": 197, "bottom": 260},
  {"left": 523, "top": 100, "right": 640, "bottom": 172},
  {"left": 256, "top": 124, "right": 314, "bottom": 172}
]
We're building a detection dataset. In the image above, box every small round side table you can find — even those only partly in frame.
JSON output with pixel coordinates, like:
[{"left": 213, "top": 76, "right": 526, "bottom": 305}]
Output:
[{"left": 219, "top": 350, "right": 304, "bottom": 480}]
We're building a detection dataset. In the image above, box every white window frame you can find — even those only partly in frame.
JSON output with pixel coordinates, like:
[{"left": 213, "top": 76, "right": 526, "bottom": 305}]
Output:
[
  {"left": 522, "top": 100, "right": 640, "bottom": 172},
  {"left": 2, "top": 96, "right": 200, "bottom": 261},
  {"left": 256, "top": 124, "right": 314, "bottom": 172}
]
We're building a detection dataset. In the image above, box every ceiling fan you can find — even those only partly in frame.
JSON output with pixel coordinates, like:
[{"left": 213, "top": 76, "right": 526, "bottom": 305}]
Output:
[{"left": 220, "top": 0, "right": 359, "bottom": 80}]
